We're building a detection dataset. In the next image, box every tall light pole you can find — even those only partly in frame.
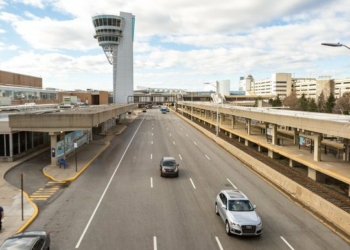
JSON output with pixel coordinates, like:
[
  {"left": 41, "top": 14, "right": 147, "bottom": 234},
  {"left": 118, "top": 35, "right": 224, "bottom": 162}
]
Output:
[
  {"left": 191, "top": 91, "right": 193, "bottom": 121},
  {"left": 204, "top": 82, "right": 219, "bottom": 136},
  {"left": 179, "top": 92, "right": 184, "bottom": 116},
  {"left": 321, "top": 42, "right": 350, "bottom": 98},
  {"left": 321, "top": 42, "right": 350, "bottom": 50}
]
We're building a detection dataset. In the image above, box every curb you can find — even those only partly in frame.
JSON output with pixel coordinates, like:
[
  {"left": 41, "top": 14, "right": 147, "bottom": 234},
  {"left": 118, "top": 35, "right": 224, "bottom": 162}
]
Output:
[
  {"left": 15, "top": 191, "right": 39, "bottom": 233},
  {"left": 43, "top": 141, "right": 110, "bottom": 183}
]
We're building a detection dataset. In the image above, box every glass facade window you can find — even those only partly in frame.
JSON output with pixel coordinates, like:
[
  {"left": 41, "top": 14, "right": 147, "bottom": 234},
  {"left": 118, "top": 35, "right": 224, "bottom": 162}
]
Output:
[{"left": 0, "top": 134, "right": 10, "bottom": 157}]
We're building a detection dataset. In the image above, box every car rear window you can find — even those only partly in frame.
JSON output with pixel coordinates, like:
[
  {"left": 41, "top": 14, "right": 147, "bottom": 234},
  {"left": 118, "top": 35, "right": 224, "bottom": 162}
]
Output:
[{"left": 0, "top": 237, "right": 37, "bottom": 250}]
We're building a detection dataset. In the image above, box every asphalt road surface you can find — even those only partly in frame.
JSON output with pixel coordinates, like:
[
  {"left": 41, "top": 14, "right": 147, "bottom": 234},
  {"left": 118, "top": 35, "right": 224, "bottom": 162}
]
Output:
[{"left": 26, "top": 108, "right": 350, "bottom": 250}]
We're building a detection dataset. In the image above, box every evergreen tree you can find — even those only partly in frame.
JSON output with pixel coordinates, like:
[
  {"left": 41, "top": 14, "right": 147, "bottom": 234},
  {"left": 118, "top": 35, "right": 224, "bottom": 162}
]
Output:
[
  {"left": 317, "top": 91, "right": 326, "bottom": 113},
  {"left": 307, "top": 98, "right": 318, "bottom": 112},
  {"left": 298, "top": 93, "right": 308, "bottom": 111},
  {"left": 272, "top": 95, "right": 282, "bottom": 107},
  {"left": 325, "top": 92, "right": 336, "bottom": 113}
]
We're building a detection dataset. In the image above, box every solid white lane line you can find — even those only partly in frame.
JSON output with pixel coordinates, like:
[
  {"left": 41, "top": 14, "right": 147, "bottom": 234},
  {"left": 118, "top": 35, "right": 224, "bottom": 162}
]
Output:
[
  {"left": 193, "top": 141, "right": 197, "bottom": 145},
  {"left": 215, "top": 237, "right": 224, "bottom": 250},
  {"left": 152, "top": 133, "right": 153, "bottom": 136},
  {"left": 153, "top": 236, "right": 157, "bottom": 250},
  {"left": 189, "top": 178, "right": 196, "bottom": 189},
  {"left": 151, "top": 141, "right": 153, "bottom": 144},
  {"left": 227, "top": 178, "right": 237, "bottom": 189},
  {"left": 150, "top": 177, "right": 153, "bottom": 188},
  {"left": 280, "top": 236, "right": 295, "bottom": 250},
  {"left": 173, "top": 141, "right": 176, "bottom": 145},
  {"left": 179, "top": 154, "right": 182, "bottom": 160},
  {"left": 169, "top": 133, "right": 172, "bottom": 136},
  {"left": 151, "top": 154, "right": 153, "bottom": 159},
  {"left": 75, "top": 115, "right": 146, "bottom": 249},
  {"left": 205, "top": 154, "right": 210, "bottom": 160}
]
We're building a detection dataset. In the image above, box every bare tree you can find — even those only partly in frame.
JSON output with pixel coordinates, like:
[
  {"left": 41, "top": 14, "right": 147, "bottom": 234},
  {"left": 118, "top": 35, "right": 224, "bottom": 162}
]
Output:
[
  {"left": 283, "top": 92, "right": 299, "bottom": 110},
  {"left": 333, "top": 91, "right": 350, "bottom": 114}
]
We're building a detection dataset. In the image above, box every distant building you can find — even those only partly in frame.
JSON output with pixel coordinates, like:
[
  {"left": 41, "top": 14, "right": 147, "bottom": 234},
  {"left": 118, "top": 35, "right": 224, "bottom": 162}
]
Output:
[
  {"left": 240, "top": 73, "right": 338, "bottom": 100},
  {"left": 217, "top": 80, "right": 230, "bottom": 96}
]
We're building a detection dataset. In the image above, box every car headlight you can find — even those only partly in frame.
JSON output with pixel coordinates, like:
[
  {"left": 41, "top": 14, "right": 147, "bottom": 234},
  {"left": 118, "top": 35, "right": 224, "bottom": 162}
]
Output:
[
  {"left": 229, "top": 221, "right": 237, "bottom": 226},
  {"left": 162, "top": 168, "right": 166, "bottom": 172}
]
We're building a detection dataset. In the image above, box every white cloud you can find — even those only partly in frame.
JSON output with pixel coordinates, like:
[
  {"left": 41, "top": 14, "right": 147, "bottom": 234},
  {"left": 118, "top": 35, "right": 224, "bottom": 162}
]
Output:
[
  {"left": 0, "top": 0, "right": 350, "bottom": 91},
  {"left": 12, "top": 0, "right": 45, "bottom": 9}
]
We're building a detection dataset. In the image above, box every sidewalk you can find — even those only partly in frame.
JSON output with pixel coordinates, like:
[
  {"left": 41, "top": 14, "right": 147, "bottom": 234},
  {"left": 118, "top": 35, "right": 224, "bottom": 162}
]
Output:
[{"left": 0, "top": 111, "right": 139, "bottom": 243}]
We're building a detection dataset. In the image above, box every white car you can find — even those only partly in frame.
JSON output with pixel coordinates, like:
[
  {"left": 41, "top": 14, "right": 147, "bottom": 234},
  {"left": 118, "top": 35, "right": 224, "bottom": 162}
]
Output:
[{"left": 215, "top": 190, "right": 262, "bottom": 236}]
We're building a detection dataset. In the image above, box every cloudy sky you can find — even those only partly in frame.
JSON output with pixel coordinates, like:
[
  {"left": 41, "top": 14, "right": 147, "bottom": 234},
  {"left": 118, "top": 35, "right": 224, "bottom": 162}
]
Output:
[{"left": 0, "top": 0, "right": 349, "bottom": 92}]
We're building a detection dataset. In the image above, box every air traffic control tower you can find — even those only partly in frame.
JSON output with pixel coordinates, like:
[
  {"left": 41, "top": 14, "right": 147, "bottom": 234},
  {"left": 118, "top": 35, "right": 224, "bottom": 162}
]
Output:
[{"left": 92, "top": 12, "right": 135, "bottom": 104}]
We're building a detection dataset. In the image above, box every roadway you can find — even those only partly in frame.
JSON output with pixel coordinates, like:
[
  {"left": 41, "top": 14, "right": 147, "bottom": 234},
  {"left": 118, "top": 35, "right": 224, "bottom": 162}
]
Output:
[{"left": 25, "top": 107, "right": 350, "bottom": 249}]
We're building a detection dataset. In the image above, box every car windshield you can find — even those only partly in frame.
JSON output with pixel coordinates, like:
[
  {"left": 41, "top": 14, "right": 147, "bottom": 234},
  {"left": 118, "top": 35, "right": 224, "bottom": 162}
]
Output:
[
  {"left": 228, "top": 200, "right": 254, "bottom": 211},
  {"left": 0, "top": 237, "right": 37, "bottom": 249},
  {"left": 163, "top": 160, "right": 176, "bottom": 166}
]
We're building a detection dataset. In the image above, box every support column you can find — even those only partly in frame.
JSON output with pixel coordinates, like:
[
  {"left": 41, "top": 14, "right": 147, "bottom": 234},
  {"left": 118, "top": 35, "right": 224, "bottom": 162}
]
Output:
[
  {"left": 289, "top": 159, "right": 296, "bottom": 167},
  {"left": 268, "top": 150, "right": 279, "bottom": 159},
  {"left": 231, "top": 115, "right": 235, "bottom": 129},
  {"left": 308, "top": 168, "right": 326, "bottom": 182},
  {"left": 220, "top": 114, "right": 224, "bottom": 124},
  {"left": 293, "top": 128, "right": 298, "bottom": 145},
  {"left": 314, "top": 134, "right": 321, "bottom": 162},
  {"left": 246, "top": 119, "right": 252, "bottom": 135},
  {"left": 343, "top": 139, "right": 349, "bottom": 161},
  {"left": 49, "top": 132, "right": 58, "bottom": 166},
  {"left": 271, "top": 124, "right": 278, "bottom": 145},
  {"left": 9, "top": 133, "right": 13, "bottom": 157}
]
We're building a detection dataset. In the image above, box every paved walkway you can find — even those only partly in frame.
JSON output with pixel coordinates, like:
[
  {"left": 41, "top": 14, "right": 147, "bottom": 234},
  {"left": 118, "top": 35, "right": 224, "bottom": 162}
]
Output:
[{"left": 0, "top": 111, "right": 138, "bottom": 243}]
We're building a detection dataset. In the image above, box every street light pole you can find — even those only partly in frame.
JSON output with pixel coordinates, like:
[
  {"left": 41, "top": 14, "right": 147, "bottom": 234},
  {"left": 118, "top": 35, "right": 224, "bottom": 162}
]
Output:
[
  {"left": 191, "top": 92, "right": 193, "bottom": 121},
  {"left": 321, "top": 42, "right": 350, "bottom": 50},
  {"left": 204, "top": 82, "right": 219, "bottom": 137}
]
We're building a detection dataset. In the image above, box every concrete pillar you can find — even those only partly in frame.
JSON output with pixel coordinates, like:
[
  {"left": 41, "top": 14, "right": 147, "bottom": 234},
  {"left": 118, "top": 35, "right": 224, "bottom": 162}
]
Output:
[
  {"left": 289, "top": 159, "right": 295, "bottom": 167},
  {"left": 293, "top": 128, "right": 298, "bottom": 145},
  {"left": 245, "top": 140, "right": 252, "bottom": 147},
  {"left": 246, "top": 119, "right": 251, "bottom": 135},
  {"left": 313, "top": 134, "right": 321, "bottom": 162},
  {"left": 268, "top": 149, "right": 279, "bottom": 159},
  {"left": 231, "top": 115, "right": 235, "bottom": 128},
  {"left": 49, "top": 132, "right": 58, "bottom": 166},
  {"left": 229, "top": 133, "right": 232, "bottom": 139},
  {"left": 343, "top": 139, "right": 349, "bottom": 161},
  {"left": 308, "top": 168, "right": 326, "bottom": 182},
  {"left": 9, "top": 133, "right": 13, "bottom": 157},
  {"left": 258, "top": 145, "right": 262, "bottom": 152},
  {"left": 271, "top": 124, "right": 278, "bottom": 145}
]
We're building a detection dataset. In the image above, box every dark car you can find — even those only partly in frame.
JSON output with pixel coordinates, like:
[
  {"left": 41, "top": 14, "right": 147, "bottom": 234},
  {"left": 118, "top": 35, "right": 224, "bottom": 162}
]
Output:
[
  {"left": 160, "top": 157, "right": 179, "bottom": 177},
  {"left": 0, "top": 230, "right": 50, "bottom": 250}
]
